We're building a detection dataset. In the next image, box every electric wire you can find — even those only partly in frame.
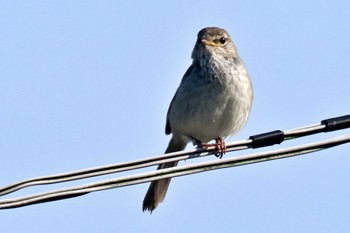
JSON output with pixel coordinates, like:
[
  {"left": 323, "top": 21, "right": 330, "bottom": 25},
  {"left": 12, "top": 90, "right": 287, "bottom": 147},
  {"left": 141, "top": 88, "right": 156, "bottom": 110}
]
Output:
[
  {"left": 0, "top": 115, "right": 349, "bottom": 209},
  {"left": 0, "top": 121, "right": 331, "bottom": 197}
]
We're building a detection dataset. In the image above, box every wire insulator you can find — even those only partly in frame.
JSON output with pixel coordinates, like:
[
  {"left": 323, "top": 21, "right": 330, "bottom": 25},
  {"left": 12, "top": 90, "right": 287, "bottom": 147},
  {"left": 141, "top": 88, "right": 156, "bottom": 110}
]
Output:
[
  {"left": 321, "top": 115, "right": 350, "bottom": 132},
  {"left": 249, "top": 130, "right": 284, "bottom": 148}
]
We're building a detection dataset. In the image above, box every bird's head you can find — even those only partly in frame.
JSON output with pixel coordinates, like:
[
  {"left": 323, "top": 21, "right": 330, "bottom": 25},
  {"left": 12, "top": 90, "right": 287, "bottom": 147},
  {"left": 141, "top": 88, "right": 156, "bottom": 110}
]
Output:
[{"left": 192, "top": 27, "right": 238, "bottom": 60}]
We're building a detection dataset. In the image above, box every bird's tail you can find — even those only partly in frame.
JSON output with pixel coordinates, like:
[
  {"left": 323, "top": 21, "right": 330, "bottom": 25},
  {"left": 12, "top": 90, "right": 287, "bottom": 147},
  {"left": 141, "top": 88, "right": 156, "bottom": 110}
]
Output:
[{"left": 142, "top": 136, "right": 187, "bottom": 212}]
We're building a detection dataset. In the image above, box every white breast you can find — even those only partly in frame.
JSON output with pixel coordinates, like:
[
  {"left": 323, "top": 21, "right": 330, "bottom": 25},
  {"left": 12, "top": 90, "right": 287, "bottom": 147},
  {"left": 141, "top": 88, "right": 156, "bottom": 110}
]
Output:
[{"left": 168, "top": 56, "right": 253, "bottom": 143}]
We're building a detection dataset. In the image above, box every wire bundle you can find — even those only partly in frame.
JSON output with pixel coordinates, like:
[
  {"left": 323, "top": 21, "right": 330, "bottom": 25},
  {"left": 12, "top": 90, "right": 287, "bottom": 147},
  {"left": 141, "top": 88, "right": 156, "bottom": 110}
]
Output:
[{"left": 0, "top": 115, "right": 349, "bottom": 209}]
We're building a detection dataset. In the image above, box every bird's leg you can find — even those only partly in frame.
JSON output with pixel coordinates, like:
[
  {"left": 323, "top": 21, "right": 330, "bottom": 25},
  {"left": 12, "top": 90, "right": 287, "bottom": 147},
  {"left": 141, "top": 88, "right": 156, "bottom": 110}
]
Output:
[{"left": 201, "top": 137, "right": 226, "bottom": 159}]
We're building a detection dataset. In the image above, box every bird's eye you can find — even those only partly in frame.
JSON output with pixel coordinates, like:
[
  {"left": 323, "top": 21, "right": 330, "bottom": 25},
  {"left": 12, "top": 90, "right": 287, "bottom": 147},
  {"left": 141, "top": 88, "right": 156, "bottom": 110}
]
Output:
[{"left": 219, "top": 37, "right": 226, "bottom": 44}]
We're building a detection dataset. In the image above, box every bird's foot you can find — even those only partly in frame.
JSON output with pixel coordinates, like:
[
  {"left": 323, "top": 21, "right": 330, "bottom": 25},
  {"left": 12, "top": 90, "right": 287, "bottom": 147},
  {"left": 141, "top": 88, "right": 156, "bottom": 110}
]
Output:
[{"left": 201, "top": 138, "right": 226, "bottom": 158}]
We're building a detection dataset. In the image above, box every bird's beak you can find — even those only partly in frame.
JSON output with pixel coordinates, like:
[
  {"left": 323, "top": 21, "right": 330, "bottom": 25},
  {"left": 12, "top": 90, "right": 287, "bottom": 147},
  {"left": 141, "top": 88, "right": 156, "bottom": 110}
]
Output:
[{"left": 201, "top": 39, "right": 220, "bottom": 47}]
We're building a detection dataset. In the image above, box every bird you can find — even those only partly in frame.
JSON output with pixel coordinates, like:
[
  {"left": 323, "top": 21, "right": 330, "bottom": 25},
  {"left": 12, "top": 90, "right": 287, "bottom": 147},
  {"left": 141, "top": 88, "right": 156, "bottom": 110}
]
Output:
[{"left": 142, "top": 27, "right": 253, "bottom": 212}]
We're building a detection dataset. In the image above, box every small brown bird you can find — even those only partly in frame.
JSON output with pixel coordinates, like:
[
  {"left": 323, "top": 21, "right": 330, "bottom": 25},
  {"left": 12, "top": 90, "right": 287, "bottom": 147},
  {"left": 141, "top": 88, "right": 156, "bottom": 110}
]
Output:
[{"left": 142, "top": 27, "right": 253, "bottom": 212}]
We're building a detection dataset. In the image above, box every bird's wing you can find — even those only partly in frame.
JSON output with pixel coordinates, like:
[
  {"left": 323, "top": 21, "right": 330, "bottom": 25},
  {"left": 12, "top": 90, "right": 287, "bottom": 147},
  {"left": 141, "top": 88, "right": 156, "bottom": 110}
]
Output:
[{"left": 165, "top": 64, "right": 195, "bottom": 135}]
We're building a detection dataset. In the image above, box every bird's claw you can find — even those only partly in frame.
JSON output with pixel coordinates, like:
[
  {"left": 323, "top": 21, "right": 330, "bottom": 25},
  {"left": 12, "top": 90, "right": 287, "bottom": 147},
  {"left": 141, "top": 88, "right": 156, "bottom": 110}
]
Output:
[{"left": 201, "top": 138, "right": 226, "bottom": 158}]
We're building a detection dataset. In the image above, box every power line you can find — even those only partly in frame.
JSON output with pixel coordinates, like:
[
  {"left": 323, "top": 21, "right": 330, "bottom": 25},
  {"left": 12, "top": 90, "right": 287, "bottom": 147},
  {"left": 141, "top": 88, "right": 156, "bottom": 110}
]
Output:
[{"left": 0, "top": 115, "right": 349, "bottom": 209}]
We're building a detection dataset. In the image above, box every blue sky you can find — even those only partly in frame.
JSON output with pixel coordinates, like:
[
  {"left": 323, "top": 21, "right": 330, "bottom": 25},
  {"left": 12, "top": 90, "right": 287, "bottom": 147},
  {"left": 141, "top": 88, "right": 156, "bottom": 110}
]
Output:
[{"left": 1, "top": 1, "right": 349, "bottom": 232}]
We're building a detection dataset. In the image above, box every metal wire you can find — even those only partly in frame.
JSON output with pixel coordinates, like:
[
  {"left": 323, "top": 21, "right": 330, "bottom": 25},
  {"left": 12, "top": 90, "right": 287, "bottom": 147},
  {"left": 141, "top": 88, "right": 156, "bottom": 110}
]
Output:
[
  {"left": 0, "top": 139, "right": 250, "bottom": 197},
  {"left": 0, "top": 115, "right": 349, "bottom": 209},
  {"left": 0, "top": 122, "right": 328, "bottom": 197},
  {"left": 0, "top": 134, "right": 349, "bottom": 209}
]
